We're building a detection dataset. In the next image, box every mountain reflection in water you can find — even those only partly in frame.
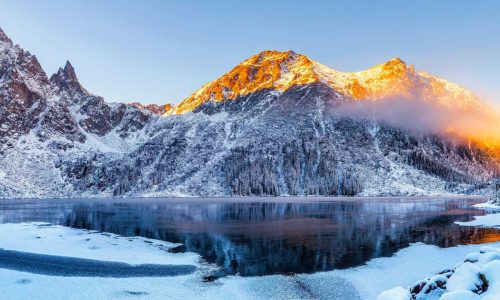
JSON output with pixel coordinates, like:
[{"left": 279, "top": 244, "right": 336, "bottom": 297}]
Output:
[{"left": 0, "top": 197, "right": 498, "bottom": 276}]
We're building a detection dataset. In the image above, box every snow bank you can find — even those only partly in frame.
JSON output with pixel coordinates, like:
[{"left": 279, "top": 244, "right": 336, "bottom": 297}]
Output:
[
  {"left": 376, "top": 287, "right": 411, "bottom": 300},
  {"left": 377, "top": 246, "right": 500, "bottom": 299},
  {"left": 474, "top": 202, "right": 500, "bottom": 210},
  {"left": 2, "top": 222, "right": 500, "bottom": 299},
  {"left": 456, "top": 213, "right": 500, "bottom": 229},
  {"left": 326, "top": 243, "right": 500, "bottom": 300},
  {"left": 0, "top": 222, "right": 338, "bottom": 299},
  {"left": 440, "top": 290, "right": 480, "bottom": 300},
  {"left": 456, "top": 201, "right": 500, "bottom": 229},
  {"left": 378, "top": 210, "right": 500, "bottom": 300},
  {"left": 0, "top": 223, "right": 199, "bottom": 266}
]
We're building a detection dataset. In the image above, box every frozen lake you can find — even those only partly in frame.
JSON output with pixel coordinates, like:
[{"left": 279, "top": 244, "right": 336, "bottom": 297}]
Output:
[{"left": 1, "top": 196, "right": 498, "bottom": 278}]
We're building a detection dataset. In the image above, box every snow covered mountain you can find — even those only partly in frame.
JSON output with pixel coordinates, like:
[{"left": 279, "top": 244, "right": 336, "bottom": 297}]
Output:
[
  {"left": 168, "top": 51, "right": 484, "bottom": 115},
  {"left": 0, "top": 28, "right": 157, "bottom": 197},
  {"left": 0, "top": 27, "right": 498, "bottom": 198}
]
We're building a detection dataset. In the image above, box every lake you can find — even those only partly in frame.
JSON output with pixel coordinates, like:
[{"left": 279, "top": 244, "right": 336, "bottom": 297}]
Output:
[{"left": 0, "top": 197, "right": 498, "bottom": 277}]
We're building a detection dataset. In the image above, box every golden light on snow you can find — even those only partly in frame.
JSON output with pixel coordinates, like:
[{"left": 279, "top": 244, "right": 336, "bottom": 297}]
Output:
[
  {"left": 170, "top": 51, "right": 319, "bottom": 115},
  {"left": 168, "top": 51, "right": 484, "bottom": 115},
  {"left": 165, "top": 50, "right": 500, "bottom": 157}
]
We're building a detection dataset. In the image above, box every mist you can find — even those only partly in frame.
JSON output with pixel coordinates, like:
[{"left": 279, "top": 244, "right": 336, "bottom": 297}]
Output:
[{"left": 334, "top": 98, "right": 500, "bottom": 147}]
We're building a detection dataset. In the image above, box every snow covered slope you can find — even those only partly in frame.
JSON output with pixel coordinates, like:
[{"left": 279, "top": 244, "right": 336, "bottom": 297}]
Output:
[
  {"left": 0, "top": 27, "right": 498, "bottom": 198},
  {"left": 168, "top": 51, "right": 486, "bottom": 115},
  {"left": 0, "top": 28, "right": 156, "bottom": 197}
]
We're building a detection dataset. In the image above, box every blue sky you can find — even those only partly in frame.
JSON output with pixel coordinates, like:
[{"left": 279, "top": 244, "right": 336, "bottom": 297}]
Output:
[{"left": 1, "top": 0, "right": 499, "bottom": 106}]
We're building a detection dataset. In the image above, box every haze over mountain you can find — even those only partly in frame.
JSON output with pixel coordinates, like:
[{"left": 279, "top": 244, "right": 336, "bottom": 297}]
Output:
[
  {"left": 0, "top": 27, "right": 498, "bottom": 198},
  {"left": 168, "top": 50, "right": 500, "bottom": 154}
]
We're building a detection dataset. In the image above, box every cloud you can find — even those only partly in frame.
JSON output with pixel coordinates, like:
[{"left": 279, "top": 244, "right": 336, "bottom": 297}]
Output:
[{"left": 334, "top": 98, "right": 500, "bottom": 147}]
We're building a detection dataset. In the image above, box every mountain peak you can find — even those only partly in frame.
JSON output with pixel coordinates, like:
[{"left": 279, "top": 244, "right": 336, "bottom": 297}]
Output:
[
  {"left": 167, "top": 51, "right": 485, "bottom": 115},
  {"left": 170, "top": 50, "right": 317, "bottom": 114},
  {"left": 50, "top": 60, "right": 88, "bottom": 97},
  {"left": 329, "top": 57, "right": 482, "bottom": 109},
  {"left": 249, "top": 50, "right": 298, "bottom": 62},
  {"left": 381, "top": 57, "right": 410, "bottom": 72},
  {"left": 0, "top": 27, "right": 12, "bottom": 45},
  {"left": 62, "top": 60, "right": 78, "bottom": 81},
  {"left": 385, "top": 57, "right": 406, "bottom": 65},
  {"left": 361, "top": 57, "right": 411, "bottom": 77},
  {"left": 51, "top": 61, "right": 78, "bottom": 83}
]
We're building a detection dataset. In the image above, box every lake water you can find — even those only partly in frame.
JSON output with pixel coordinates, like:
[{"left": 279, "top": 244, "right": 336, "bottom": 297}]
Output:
[{"left": 0, "top": 197, "right": 498, "bottom": 277}]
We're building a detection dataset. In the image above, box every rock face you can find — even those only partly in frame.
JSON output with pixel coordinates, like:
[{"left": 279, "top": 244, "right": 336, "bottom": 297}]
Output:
[
  {"left": 0, "top": 28, "right": 156, "bottom": 197},
  {"left": 0, "top": 31, "right": 51, "bottom": 148},
  {"left": 0, "top": 27, "right": 498, "bottom": 198},
  {"left": 129, "top": 102, "right": 172, "bottom": 115}
]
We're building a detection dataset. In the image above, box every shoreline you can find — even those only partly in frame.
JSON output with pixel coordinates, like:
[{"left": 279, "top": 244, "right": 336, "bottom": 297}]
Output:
[
  {"left": 0, "top": 195, "right": 489, "bottom": 204},
  {"left": 0, "top": 220, "right": 499, "bottom": 299}
]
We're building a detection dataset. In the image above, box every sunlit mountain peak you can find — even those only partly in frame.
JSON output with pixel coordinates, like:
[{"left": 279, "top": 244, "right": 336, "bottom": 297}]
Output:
[
  {"left": 169, "top": 51, "right": 486, "bottom": 115},
  {"left": 170, "top": 50, "right": 318, "bottom": 115}
]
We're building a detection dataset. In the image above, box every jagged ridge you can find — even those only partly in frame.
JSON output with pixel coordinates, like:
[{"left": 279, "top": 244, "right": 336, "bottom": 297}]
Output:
[{"left": 169, "top": 50, "right": 486, "bottom": 115}]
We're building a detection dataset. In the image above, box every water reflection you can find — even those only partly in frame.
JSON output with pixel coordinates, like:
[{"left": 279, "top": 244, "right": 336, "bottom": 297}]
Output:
[{"left": 0, "top": 197, "right": 499, "bottom": 276}]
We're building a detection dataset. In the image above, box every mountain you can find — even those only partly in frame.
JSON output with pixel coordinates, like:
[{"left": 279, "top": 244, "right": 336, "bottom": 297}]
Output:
[
  {"left": 168, "top": 51, "right": 485, "bottom": 115},
  {"left": 0, "top": 28, "right": 157, "bottom": 197},
  {"left": 0, "top": 27, "right": 498, "bottom": 198}
]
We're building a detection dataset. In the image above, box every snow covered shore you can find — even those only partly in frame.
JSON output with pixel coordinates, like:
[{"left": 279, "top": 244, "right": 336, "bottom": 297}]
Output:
[
  {"left": 377, "top": 245, "right": 500, "bottom": 300},
  {"left": 0, "top": 223, "right": 200, "bottom": 266},
  {"left": 2, "top": 222, "right": 500, "bottom": 299},
  {"left": 378, "top": 205, "right": 500, "bottom": 300}
]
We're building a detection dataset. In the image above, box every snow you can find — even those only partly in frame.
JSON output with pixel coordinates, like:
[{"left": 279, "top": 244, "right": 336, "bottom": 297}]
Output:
[
  {"left": 1, "top": 34, "right": 496, "bottom": 199},
  {"left": 377, "top": 246, "right": 500, "bottom": 299},
  {"left": 377, "top": 211, "right": 500, "bottom": 300},
  {"left": 456, "top": 212, "right": 500, "bottom": 228},
  {"left": 474, "top": 202, "right": 500, "bottom": 210},
  {"left": 2, "top": 222, "right": 500, "bottom": 299},
  {"left": 311, "top": 58, "right": 484, "bottom": 111},
  {"left": 482, "top": 260, "right": 500, "bottom": 284},
  {"left": 440, "top": 290, "right": 480, "bottom": 300},
  {"left": 0, "top": 222, "right": 331, "bottom": 299},
  {"left": 0, "top": 223, "right": 199, "bottom": 266},
  {"left": 332, "top": 243, "right": 500, "bottom": 300},
  {"left": 376, "top": 287, "right": 410, "bottom": 300},
  {"left": 446, "top": 262, "right": 481, "bottom": 291}
]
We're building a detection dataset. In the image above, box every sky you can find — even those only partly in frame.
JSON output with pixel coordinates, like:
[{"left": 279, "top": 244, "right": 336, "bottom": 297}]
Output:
[{"left": 0, "top": 0, "right": 499, "bottom": 106}]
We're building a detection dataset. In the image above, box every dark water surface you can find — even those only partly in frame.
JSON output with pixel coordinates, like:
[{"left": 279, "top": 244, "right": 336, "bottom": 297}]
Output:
[
  {"left": 0, "top": 248, "right": 196, "bottom": 277},
  {"left": 0, "top": 197, "right": 498, "bottom": 277}
]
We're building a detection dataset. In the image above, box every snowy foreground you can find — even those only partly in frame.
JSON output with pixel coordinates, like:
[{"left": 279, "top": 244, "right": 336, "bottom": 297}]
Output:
[
  {"left": 378, "top": 204, "right": 500, "bottom": 300},
  {"left": 1, "top": 222, "right": 500, "bottom": 300}
]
